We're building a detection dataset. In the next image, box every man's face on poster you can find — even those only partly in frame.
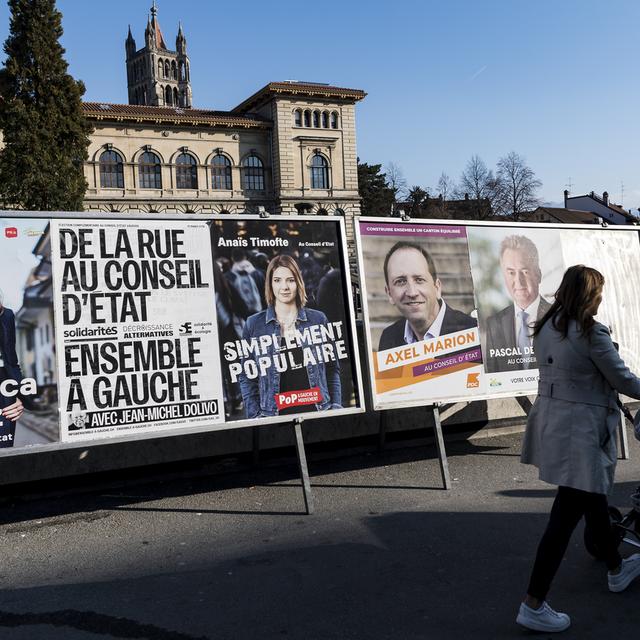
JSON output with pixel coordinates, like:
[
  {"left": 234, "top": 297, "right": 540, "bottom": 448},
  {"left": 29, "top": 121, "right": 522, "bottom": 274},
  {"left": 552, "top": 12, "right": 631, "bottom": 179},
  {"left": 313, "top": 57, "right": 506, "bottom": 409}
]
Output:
[
  {"left": 501, "top": 248, "right": 541, "bottom": 310},
  {"left": 385, "top": 248, "right": 441, "bottom": 331}
]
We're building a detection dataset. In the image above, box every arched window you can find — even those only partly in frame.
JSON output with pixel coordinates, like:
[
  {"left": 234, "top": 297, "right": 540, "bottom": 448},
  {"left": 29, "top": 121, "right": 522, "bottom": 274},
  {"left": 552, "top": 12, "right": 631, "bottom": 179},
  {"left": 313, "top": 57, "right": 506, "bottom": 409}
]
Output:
[
  {"left": 322, "top": 111, "right": 329, "bottom": 128},
  {"left": 295, "top": 203, "right": 313, "bottom": 214},
  {"left": 313, "top": 110, "right": 320, "bottom": 127},
  {"left": 165, "top": 85, "right": 173, "bottom": 105},
  {"left": 164, "top": 60, "right": 170, "bottom": 78},
  {"left": 138, "top": 151, "right": 162, "bottom": 189},
  {"left": 304, "top": 110, "right": 311, "bottom": 127},
  {"left": 176, "top": 153, "right": 198, "bottom": 189},
  {"left": 158, "top": 59, "right": 164, "bottom": 78},
  {"left": 317, "top": 208, "right": 329, "bottom": 216},
  {"left": 310, "top": 154, "right": 329, "bottom": 189},
  {"left": 211, "top": 154, "right": 232, "bottom": 190},
  {"left": 241, "top": 155, "right": 265, "bottom": 191},
  {"left": 294, "top": 109, "right": 302, "bottom": 127},
  {"left": 173, "top": 87, "right": 179, "bottom": 105},
  {"left": 334, "top": 208, "right": 345, "bottom": 216},
  {"left": 171, "top": 60, "right": 177, "bottom": 80},
  {"left": 179, "top": 60, "right": 186, "bottom": 81},
  {"left": 99, "top": 150, "right": 124, "bottom": 188},
  {"left": 331, "top": 112, "right": 339, "bottom": 129}
]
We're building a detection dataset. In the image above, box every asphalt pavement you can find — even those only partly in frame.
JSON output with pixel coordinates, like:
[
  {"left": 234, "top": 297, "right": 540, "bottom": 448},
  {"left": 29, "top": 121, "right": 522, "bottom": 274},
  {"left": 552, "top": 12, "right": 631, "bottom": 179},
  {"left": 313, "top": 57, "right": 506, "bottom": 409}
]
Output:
[{"left": 1, "top": 428, "right": 639, "bottom": 639}]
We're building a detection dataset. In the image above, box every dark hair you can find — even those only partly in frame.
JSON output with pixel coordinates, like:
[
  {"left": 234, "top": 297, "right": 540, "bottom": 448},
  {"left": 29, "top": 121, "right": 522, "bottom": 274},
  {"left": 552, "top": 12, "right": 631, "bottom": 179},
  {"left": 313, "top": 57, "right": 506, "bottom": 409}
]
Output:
[
  {"left": 383, "top": 241, "right": 438, "bottom": 284},
  {"left": 533, "top": 265, "right": 604, "bottom": 339}
]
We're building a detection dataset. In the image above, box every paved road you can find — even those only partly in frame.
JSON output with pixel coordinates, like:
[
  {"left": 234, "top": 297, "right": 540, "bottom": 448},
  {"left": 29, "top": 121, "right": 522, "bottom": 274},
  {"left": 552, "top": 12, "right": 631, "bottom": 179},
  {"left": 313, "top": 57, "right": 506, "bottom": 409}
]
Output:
[{"left": 1, "top": 430, "right": 639, "bottom": 639}]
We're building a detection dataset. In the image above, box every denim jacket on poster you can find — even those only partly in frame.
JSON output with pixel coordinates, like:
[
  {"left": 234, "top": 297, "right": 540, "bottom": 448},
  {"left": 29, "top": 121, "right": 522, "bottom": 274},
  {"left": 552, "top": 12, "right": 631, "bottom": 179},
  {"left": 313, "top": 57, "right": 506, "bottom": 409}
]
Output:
[{"left": 238, "top": 305, "right": 342, "bottom": 418}]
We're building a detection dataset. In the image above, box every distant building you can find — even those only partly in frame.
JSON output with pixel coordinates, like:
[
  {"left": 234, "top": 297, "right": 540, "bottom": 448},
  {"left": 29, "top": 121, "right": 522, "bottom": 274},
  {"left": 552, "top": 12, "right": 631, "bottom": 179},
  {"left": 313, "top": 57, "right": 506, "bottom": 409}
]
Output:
[
  {"left": 518, "top": 207, "right": 602, "bottom": 225},
  {"left": 393, "top": 194, "right": 492, "bottom": 220},
  {"left": 563, "top": 190, "right": 638, "bottom": 225}
]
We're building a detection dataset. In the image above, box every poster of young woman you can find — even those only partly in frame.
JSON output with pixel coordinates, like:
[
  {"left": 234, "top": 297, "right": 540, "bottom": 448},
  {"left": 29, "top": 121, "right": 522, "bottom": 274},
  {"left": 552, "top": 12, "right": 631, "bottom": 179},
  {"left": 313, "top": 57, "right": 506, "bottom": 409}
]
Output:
[{"left": 210, "top": 217, "right": 363, "bottom": 423}]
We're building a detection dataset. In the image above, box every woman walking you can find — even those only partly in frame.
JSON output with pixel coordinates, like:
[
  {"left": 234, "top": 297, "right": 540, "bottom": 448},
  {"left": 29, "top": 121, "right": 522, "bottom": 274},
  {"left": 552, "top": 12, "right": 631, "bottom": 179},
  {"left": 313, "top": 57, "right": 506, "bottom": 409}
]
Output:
[{"left": 517, "top": 265, "right": 640, "bottom": 632}]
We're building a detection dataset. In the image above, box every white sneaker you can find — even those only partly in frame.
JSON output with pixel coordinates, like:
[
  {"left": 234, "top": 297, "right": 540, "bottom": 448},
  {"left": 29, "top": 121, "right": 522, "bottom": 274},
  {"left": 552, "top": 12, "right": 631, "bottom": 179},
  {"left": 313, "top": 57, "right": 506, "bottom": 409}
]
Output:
[
  {"left": 516, "top": 601, "right": 571, "bottom": 632},
  {"left": 608, "top": 553, "right": 640, "bottom": 592}
]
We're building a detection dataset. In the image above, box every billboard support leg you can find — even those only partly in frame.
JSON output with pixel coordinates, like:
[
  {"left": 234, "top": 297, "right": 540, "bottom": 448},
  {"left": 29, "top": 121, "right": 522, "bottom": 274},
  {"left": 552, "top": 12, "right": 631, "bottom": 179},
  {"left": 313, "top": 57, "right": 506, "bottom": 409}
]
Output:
[
  {"left": 252, "top": 426, "right": 260, "bottom": 466},
  {"left": 378, "top": 410, "right": 387, "bottom": 452},
  {"left": 432, "top": 404, "right": 451, "bottom": 490},
  {"left": 618, "top": 409, "right": 629, "bottom": 460},
  {"left": 293, "top": 418, "right": 314, "bottom": 514}
]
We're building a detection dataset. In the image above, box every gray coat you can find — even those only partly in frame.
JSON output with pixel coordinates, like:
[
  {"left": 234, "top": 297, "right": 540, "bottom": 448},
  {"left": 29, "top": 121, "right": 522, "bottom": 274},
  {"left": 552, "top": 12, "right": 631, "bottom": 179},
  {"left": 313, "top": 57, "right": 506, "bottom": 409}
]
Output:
[{"left": 521, "top": 319, "right": 640, "bottom": 494}]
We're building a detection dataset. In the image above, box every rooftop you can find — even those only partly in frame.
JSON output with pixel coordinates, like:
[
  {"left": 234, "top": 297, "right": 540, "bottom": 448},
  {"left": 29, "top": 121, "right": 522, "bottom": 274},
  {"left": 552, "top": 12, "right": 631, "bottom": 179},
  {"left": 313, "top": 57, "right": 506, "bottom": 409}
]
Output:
[
  {"left": 83, "top": 102, "right": 271, "bottom": 129},
  {"left": 231, "top": 82, "right": 367, "bottom": 113}
]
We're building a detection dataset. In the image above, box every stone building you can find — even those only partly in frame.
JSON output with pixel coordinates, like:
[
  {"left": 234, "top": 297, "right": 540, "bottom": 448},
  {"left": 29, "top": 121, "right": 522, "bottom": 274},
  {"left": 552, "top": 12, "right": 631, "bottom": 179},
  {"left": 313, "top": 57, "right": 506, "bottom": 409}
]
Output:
[{"left": 83, "top": 4, "right": 366, "bottom": 222}]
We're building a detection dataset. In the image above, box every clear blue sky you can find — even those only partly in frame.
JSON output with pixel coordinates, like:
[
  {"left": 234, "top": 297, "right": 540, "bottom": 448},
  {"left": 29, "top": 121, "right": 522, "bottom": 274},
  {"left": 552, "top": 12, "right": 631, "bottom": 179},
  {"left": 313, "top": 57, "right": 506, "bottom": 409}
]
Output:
[{"left": 1, "top": 0, "right": 639, "bottom": 208}]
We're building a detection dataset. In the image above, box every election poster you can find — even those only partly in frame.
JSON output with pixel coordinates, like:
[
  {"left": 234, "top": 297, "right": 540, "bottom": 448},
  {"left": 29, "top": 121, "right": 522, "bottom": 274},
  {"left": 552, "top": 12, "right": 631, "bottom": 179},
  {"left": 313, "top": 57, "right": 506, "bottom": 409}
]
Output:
[
  {"left": 209, "top": 217, "right": 362, "bottom": 422},
  {"left": 356, "top": 220, "right": 483, "bottom": 409},
  {"left": 51, "top": 219, "right": 224, "bottom": 441},
  {"left": 0, "top": 217, "right": 59, "bottom": 449},
  {"left": 359, "top": 218, "right": 640, "bottom": 408},
  {"left": 466, "top": 227, "right": 565, "bottom": 395}
]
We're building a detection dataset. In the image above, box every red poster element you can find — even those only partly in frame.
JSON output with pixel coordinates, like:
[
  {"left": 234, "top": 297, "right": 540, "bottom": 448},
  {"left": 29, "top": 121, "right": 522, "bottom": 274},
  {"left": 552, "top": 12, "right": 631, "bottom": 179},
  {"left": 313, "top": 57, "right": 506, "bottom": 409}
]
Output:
[
  {"left": 275, "top": 387, "right": 321, "bottom": 410},
  {"left": 4, "top": 227, "right": 17, "bottom": 238}
]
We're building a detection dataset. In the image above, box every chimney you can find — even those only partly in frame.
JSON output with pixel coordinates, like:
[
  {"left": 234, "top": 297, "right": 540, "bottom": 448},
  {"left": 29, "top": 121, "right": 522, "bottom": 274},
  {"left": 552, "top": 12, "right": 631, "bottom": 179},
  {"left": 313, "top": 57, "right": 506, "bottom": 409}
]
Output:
[
  {"left": 603, "top": 191, "right": 609, "bottom": 205},
  {"left": 563, "top": 189, "right": 568, "bottom": 207}
]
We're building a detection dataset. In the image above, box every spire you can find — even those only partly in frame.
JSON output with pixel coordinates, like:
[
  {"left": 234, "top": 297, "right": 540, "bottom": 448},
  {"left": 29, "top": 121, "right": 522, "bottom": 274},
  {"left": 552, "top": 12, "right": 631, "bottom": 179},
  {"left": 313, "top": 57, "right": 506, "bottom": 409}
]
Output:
[
  {"left": 176, "top": 20, "right": 186, "bottom": 53},
  {"left": 144, "top": 12, "right": 153, "bottom": 47},
  {"left": 149, "top": 2, "right": 167, "bottom": 49},
  {"left": 125, "top": 24, "right": 136, "bottom": 55}
]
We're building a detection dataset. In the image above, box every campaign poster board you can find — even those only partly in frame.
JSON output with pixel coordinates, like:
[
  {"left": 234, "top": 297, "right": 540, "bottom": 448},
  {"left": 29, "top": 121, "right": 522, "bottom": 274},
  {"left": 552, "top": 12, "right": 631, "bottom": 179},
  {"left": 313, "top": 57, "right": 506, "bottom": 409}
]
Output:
[
  {"left": 50, "top": 218, "right": 224, "bottom": 441},
  {"left": 0, "top": 213, "right": 363, "bottom": 457},
  {"left": 209, "top": 216, "right": 363, "bottom": 423},
  {"left": 356, "top": 217, "right": 640, "bottom": 410}
]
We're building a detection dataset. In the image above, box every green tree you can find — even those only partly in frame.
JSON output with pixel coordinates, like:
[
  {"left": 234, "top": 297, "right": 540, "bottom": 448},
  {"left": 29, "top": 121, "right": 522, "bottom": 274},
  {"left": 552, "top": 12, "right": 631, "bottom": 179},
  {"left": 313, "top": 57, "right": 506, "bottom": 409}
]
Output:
[
  {"left": 0, "top": 0, "right": 92, "bottom": 211},
  {"left": 358, "top": 160, "right": 394, "bottom": 216}
]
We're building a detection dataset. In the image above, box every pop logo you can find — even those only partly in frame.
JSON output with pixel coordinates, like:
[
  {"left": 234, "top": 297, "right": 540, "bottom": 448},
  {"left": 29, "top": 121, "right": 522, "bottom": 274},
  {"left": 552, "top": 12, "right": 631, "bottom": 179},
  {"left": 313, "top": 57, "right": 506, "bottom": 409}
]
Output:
[
  {"left": 275, "top": 387, "right": 321, "bottom": 410},
  {"left": 466, "top": 373, "right": 480, "bottom": 388},
  {"left": 4, "top": 227, "right": 18, "bottom": 238}
]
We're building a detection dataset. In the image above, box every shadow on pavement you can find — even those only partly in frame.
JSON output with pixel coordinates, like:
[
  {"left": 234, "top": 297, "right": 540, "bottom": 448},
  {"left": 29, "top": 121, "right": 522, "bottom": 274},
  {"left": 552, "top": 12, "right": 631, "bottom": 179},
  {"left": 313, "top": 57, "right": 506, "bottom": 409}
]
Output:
[{"left": 2, "top": 505, "right": 640, "bottom": 640}]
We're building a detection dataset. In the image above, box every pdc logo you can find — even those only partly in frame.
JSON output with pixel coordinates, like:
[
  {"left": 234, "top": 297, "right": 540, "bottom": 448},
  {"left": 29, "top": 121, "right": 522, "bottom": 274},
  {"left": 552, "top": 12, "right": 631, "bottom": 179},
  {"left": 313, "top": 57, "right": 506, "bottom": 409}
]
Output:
[
  {"left": 5, "top": 227, "right": 17, "bottom": 239},
  {"left": 466, "top": 373, "right": 480, "bottom": 388}
]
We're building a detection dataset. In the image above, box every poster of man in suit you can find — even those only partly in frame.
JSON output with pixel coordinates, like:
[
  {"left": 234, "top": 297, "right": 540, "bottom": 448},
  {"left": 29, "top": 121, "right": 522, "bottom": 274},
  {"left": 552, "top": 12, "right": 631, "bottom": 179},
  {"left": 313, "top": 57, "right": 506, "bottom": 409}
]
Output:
[
  {"left": 467, "top": 228, "right": 564, "bottom": 383},
  {"left": 357, "top": 220, "right": 483, "bottom": 409}
]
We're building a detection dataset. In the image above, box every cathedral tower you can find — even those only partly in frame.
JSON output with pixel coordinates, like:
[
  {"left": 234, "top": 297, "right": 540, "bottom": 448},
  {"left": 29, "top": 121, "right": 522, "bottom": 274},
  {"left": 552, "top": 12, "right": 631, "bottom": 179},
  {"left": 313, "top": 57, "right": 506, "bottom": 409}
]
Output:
[{"left": 125, "top": 2, "right": 192, "bottom": 107}]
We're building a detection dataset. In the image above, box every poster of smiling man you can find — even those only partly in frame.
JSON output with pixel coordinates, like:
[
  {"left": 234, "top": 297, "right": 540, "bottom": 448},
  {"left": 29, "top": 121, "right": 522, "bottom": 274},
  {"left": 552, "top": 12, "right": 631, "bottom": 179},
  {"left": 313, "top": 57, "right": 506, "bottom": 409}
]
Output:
[
  {"left": 210, "top": 217, "right": 362, "bottom": 423},
  {"left": 467, "top": 227, "right": 564, "bottom": 394},
  {"left": 0, "top": 216, "right": 58, "bottom": 450},
  {"left": 356, "top": 219, "right": 482, "bottom": 410}
]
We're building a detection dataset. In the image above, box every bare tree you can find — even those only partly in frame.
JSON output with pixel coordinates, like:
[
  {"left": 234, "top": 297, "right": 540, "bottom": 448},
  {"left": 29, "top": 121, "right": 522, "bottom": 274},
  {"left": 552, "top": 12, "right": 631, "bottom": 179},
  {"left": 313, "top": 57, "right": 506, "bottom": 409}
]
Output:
[
  {"left": 385, "top": 161, "right": 408, "bottom": 201},
  {"left": 457, "top": 155, "right": 502, "bottom": 219},
  {"left": 434, "top": 172, "right": 456, "bottom": 218},
  {"left": 496, "top": 151, "right": 542, "bottom": 219}
]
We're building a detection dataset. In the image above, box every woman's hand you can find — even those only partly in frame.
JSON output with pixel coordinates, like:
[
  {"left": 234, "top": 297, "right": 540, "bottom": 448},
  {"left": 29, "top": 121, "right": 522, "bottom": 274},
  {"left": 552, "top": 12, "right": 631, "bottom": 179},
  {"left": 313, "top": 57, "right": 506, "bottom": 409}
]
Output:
[{"left": 1, "top": 398, "right": 24, "bottom": 422}]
